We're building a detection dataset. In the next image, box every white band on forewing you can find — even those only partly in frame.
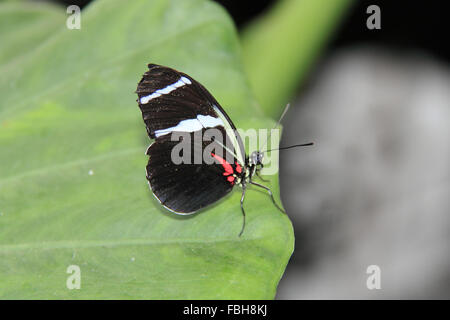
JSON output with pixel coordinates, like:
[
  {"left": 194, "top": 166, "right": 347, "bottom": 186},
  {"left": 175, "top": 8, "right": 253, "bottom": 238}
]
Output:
[
  {"left": 140, "top": 76, "right": 192, "bottom": 104},
  {"left": 154, "top": 115, "right": 224, "bottom": 138}
]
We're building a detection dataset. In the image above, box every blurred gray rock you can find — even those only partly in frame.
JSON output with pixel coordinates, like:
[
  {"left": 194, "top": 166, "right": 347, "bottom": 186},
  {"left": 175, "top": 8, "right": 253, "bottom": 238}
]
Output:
[{"left": 277, "top": 47, "right": 450, "bottom": 299}]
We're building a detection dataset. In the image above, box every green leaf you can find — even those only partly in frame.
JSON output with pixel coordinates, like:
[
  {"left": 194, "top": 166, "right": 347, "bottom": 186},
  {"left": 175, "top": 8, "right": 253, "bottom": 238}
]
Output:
[
  {"left": 0, "top": 0, "right": 293, "bottom": 299},
  {"left": 241, "top": 0, "right": 354, "bottom": 118}
]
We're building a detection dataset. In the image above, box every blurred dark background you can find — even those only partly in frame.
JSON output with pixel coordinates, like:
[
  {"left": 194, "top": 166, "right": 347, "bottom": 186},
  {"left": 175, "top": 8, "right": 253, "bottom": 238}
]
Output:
[{"left": 49, "top": 0, "right": 449, "bottom": 299}]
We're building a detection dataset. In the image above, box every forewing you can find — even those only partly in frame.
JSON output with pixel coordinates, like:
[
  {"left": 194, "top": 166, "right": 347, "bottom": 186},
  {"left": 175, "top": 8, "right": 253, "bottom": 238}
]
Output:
[{"left": 137, "top": 64, "right": 218, "bottom": 139}]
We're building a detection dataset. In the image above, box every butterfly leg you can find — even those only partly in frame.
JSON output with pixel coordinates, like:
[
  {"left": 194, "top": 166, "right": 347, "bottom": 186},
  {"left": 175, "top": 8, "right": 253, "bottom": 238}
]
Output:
[
  {"left": 239, "top": 186, "right": 246, "bottom": 237},
  {"left": 255, "top": 168, "right": 269, "bottom": 182},
  {"left": 249, "top": 181, "right": 286, "bottom": 214}
]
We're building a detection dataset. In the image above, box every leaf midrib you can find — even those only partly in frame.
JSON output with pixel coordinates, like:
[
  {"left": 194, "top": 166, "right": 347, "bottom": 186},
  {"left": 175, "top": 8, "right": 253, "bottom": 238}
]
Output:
[{"left": 0, "top": 236, "right": 268, "bottom": 253}]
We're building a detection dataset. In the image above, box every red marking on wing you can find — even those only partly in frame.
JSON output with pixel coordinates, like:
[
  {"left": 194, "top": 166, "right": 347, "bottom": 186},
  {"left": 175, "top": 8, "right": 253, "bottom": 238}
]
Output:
[
  {"left": 211, "top": 153, "right": 233, "bottom": 176},
  {"left": 235, "top": 162, "right": 242, "bottom": 173}
]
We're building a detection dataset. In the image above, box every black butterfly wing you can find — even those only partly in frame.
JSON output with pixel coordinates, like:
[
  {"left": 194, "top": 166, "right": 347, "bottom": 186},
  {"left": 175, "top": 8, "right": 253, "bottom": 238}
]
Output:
[
  {"left": 146, "top": 128, "right": 240, "bottom": 213},
  {"left": 137, "top": 64, "right": 245, "bottom": 214}
]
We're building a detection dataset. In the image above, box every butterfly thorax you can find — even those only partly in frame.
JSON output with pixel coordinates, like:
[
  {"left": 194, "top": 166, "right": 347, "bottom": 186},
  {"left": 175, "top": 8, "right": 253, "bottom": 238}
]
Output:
[{"left": 236, "top": 151, "right": 264, "bottom": 186}]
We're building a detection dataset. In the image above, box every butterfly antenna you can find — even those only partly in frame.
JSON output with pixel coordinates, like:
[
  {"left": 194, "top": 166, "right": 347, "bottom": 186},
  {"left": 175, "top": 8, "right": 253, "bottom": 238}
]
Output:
[
  {"left": 259, "top": 103, "right": 291, "bottom": 152},
  {"left": 264, "top": 142, "right": 314, "bottom": 153}
]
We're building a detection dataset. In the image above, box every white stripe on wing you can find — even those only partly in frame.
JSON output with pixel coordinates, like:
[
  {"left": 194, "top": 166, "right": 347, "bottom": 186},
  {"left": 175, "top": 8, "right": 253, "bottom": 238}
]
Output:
[
  {"left": 140, "top": 76, "right": 192, "bottom": 104},
  {"left": 154, "top": 115, "right": 224, "bottom": 138}
]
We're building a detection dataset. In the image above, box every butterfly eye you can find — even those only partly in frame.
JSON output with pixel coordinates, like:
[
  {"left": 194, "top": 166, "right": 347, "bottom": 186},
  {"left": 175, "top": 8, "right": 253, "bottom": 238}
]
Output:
[
  {"left": 257, "top": 152, "right": 264, "bottom": 164},
  {"left": 249, "top": 151, "right": 258, "bottom": 165}
]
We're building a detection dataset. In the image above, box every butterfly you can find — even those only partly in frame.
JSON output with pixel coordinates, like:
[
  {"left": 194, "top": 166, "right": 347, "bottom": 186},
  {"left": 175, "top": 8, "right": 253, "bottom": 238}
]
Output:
[{"left": 136, "top": 64, "right": 297, "bottom": 236}]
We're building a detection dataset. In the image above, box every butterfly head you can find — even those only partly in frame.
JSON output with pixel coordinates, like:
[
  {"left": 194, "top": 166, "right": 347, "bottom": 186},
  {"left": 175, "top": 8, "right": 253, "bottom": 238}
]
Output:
[{"left": 249, "top": 150, "right": 264, "bottom": 167}]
